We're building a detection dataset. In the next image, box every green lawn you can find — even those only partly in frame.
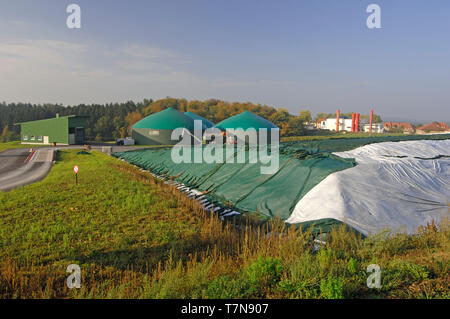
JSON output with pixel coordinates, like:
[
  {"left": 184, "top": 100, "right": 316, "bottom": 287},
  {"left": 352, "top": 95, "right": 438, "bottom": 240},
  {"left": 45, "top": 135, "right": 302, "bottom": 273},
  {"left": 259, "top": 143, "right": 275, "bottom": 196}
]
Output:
[
  {"left": 0, "top": 141, "right": 44, "bottom": 153},
  {"left": 281, "top": 132, "right": 412, "bottom": 142},
  {"left": 0, "top": 150, "right": 448, "bottom": 298},
  {"left": 0, "top": 141, "right": 168, "bottom": 154}
]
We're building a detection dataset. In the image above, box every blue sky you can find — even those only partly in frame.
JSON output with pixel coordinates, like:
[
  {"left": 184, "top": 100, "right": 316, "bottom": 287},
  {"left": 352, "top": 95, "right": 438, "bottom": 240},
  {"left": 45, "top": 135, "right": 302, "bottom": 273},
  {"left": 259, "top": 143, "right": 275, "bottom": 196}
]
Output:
[{"left": 0, "top": 0, "right": 449, "bottom": 122}]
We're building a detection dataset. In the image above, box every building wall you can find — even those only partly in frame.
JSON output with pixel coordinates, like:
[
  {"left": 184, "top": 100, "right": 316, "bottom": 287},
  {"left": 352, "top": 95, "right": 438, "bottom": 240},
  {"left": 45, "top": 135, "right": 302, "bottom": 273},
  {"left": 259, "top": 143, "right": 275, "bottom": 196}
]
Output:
[
  {"left": 19, "top": 116, "right": 87, "bottom": 145},
  {"left": 321, "top": 118, "right": 354, "bottom": 132},
  {"left": 20, "top": 117, "right": 69, "bottom": 144},
  {"left": 383, "top": 122, "right": 414, "bottom": 133},
  {"left": 68, "top": 117, "right": 87, "bottom": 144},
  {"left": 363, "top": 124, "right": 385, "bottom": 133},
  {"left": 68, "top": 117, "right": 87, "bottom": 128},
  {"left": 132, "top": 128, "right": 180, "bottom": 145}
]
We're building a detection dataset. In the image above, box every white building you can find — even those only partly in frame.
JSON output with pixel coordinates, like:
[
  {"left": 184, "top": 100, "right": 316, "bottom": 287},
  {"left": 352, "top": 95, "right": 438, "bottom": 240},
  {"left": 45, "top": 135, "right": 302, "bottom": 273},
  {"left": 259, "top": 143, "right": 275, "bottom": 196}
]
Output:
[
  {"left": 363, "top": 123, "right": 385, "bottom": 133},
  {"left": 320, "top": 117, "right": 354, "bottom": 132}
]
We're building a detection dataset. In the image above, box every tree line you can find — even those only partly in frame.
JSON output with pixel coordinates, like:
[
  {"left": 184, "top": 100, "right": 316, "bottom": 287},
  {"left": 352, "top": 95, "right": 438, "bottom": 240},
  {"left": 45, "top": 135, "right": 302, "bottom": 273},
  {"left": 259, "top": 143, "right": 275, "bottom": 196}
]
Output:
[
  {"left": 0, "top": 98, "right": 315, "bottom": 142},
  {"left": 140, "top": 98, "right": 313, "bottom": 137},
  {"left": 0, "top": 98, "right": 382, "bottom": 143},
  {"left": 0, "top": 100, "right": 150, "bottom": 142}
]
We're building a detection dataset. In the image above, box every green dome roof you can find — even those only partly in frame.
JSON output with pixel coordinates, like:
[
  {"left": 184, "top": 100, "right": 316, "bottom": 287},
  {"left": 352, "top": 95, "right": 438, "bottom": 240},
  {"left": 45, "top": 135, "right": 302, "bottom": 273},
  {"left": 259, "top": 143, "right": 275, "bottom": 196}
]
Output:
[
  {"left": 215, "top": 110, "right": 278, "bottom": 131},
  {"left": 133, "top": 107, "right": 195, "bottom": 130},
  {"left": 185, "top": 111, "right": 215, "bottom": 129}
]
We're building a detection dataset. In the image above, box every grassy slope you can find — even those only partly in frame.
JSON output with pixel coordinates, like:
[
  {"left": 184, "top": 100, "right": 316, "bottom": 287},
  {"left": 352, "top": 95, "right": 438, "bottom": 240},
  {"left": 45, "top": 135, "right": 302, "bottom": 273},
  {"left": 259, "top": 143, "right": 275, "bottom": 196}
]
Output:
[{"left": 0, "top": 150, "right": 448, "bottom": 298}]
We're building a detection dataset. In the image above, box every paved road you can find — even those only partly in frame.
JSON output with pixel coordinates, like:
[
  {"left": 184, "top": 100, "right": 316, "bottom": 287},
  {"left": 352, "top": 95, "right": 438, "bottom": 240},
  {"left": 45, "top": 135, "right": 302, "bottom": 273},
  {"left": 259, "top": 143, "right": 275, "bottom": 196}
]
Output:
[
  {"left": 0, "top": 148, "right": 55, "bottom": 192},
  {"left": 0, "top": 148, "right": 30, "bottom": 175}
]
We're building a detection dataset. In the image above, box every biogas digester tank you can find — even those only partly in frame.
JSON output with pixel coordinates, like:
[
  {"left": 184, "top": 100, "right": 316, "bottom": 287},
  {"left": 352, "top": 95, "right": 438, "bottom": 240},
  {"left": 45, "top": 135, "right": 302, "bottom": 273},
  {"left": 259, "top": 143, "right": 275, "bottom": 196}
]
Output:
[{"left": 132, "top": 107, "right": 195, "bottom": 145}]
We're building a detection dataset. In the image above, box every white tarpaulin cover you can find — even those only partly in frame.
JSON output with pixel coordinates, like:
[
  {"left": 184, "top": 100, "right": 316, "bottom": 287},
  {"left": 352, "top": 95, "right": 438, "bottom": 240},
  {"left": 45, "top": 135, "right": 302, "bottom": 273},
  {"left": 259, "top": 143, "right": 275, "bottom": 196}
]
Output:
[{"left": 286, "top": 139, "right": 450, "bottom": 235}]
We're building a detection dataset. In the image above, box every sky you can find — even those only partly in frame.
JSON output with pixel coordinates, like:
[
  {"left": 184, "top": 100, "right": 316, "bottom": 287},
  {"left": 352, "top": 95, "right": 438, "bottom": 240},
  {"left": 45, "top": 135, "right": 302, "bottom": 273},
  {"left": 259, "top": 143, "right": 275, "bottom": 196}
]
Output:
[{"left": 0, "top": 0, "right": 449, "bottom": 122}]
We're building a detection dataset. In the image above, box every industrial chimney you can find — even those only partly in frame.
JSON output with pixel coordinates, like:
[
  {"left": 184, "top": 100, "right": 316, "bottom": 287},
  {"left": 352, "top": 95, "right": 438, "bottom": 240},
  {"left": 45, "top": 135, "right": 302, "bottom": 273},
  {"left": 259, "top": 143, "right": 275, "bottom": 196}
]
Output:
[{"left": 336, "top": 109, "right": 340, "bottom": 132}]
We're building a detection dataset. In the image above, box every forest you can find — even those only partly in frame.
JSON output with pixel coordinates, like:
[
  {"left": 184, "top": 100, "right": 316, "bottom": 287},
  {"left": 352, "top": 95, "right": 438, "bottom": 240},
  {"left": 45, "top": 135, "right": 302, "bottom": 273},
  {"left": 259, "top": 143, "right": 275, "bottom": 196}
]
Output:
[{"left": 0, "top": 98, "right": 380, "bottom": 142}]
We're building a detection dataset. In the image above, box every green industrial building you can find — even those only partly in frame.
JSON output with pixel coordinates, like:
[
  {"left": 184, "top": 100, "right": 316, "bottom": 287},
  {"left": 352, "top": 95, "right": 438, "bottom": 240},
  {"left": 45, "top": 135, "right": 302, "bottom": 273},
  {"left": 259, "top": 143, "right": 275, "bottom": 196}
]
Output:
[
  {"left": 132, "top": 107, "right": 196, "bottom": 145},
  {"left": 16, "top": 114, "right": 88, "bottom": 145}
]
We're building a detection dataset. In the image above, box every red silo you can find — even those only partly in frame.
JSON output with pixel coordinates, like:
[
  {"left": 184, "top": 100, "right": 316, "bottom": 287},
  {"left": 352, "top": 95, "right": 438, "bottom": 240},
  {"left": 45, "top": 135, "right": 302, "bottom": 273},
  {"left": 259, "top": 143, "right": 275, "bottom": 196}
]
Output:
[
  {"left": 351, "top": 113, "right": 356, "bottom": 132},
  {"left": 336, "top": 109, "right": 340, "bottom": 132},
  {"left": 355, "top": 113, "right": 360, "bottom": 132},
  {"left": 369, "top": 109, "right": 374, "bottom": 133}
]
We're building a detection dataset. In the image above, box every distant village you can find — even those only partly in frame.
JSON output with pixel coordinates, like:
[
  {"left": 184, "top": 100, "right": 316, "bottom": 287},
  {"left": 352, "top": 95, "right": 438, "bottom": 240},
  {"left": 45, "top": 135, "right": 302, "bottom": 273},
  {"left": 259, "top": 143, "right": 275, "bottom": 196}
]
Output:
[{"left": 310, "top": 113, "right": 450, "bottom": 135}]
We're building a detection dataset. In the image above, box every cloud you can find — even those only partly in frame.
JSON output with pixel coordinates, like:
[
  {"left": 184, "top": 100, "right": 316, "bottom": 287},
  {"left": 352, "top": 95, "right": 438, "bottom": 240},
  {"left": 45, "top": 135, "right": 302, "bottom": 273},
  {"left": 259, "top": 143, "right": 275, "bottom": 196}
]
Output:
[
  {"left": 0, "top": 39, "right": 87, "bottom": 72},
  {"left": 0, "top": 38, "right": 312, "bottom": 111},
  {"left": 0, "top": 38, "right": 203, "bottom": 104},
  {"left": 119, "top": 44, "right": 182, "bottom": 61}
]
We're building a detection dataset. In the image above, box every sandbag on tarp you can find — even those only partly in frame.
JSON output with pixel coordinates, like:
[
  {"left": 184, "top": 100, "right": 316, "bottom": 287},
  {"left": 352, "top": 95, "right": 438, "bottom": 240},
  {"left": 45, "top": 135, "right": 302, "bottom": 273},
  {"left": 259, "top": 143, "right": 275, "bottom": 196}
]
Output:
[{"left": 113, "top": 145, "right": 355, "bottom": 220}]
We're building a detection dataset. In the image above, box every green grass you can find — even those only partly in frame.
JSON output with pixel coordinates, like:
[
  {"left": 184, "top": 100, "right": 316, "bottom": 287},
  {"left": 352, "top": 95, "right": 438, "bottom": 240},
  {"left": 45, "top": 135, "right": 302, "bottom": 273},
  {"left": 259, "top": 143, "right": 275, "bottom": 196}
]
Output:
[
  {"left": 0, "top": 141, "right": 169, "bottom": 153},
  {"left": 281, "top": 132, "right": 412, "bottom": 142},
  {"left": 0, "top": 150, "right": 448, "bottom": 299},
  {"left": 0, "top": 141, "right": 46, "bottom": 153}
]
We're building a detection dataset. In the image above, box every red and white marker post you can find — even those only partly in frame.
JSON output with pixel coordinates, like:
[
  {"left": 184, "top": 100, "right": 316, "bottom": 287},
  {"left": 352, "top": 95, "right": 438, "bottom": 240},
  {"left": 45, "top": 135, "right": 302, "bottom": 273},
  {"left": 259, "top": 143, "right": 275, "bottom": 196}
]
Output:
[{"left": 73, "top": 165, "right": 79, "bottom": 185}]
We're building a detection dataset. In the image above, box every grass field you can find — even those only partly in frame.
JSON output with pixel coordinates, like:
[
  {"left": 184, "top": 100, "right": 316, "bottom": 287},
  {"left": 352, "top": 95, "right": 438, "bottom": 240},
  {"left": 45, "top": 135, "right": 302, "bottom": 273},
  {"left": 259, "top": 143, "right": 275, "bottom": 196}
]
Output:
[
  {"left": 281, "top": 132, "right": 412, "bottom": 142},
  {"left": 0, "top": 141, "right": 44, "bottom": 153},
  {"left": 0, "top": 141, "right": 169, "bottom": 154},
  {"left": 0, "top": 149, "right": 448, "bottom": 299}
]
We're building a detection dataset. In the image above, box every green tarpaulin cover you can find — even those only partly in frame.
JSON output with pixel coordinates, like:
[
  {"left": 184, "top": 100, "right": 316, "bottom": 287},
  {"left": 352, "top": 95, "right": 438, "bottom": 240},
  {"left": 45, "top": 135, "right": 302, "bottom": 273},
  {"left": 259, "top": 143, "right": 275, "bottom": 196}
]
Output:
[
  {"left": 114, "top": 145, "right": 355, "bottom": 220},
  {"left": 113, "top": 134, "right": 450, "bottom": 233}
]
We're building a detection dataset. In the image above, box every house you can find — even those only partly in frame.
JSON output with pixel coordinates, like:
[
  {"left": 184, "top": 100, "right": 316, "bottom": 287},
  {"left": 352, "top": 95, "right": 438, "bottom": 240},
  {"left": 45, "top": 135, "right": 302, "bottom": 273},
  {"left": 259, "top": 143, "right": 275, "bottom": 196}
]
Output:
[
  {"left": 315, "top": 118, "right": 327, "bottom": 129},
  {"left": 320, "top": 117, "right": 354, "bottom": 132},
  {"left": 383, "top": 122, "right": 415, "bottom": 134},
  {"left": 362, "top": 123, "right": 385, "bottom": 133},
  {"left": 416, "top": 122, "right": 450, "bottom": 134}
]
